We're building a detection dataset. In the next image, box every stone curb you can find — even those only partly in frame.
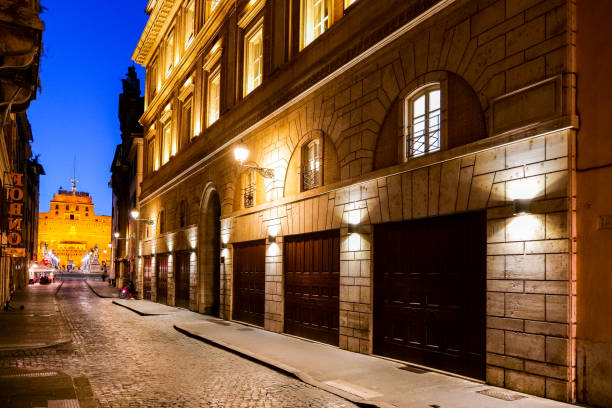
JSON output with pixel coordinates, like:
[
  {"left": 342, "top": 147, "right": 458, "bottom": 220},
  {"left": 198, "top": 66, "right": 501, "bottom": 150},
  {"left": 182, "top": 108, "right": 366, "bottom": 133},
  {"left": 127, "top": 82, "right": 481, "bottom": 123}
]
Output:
[
  {"left": 111, "top": 300, "right": 167, "bottom": 316},
  {"left": 173, "top": 324, "right": 384, "bottom": 408},
  {"left": 85, "top": 280, "right": 117, "bottom": 299},
  {"left": 54, "top": 280, "right": 64, "bottom": 296}
]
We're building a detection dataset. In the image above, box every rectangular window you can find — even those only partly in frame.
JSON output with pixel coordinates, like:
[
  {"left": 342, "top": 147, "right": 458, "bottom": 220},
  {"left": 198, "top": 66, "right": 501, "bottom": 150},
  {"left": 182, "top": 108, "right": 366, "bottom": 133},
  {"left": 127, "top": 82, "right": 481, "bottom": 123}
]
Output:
[
  {"left": 208, "top": 0, "right": 220, "bottom": 15},
  {"left": 207, "top": 66, "right": 221, "bottom": 127},
  {"left": 148, "top": 137, "right": 156, "bottom": 172},
  {"left": 301, "top": 0, "right": 330, "bottom": 49},
  {"left": 244, "top": 20, "right": 263, "bottom": 96},
  {"left": 148, "top": 57, "right": 158, "bottom": 101},
  {"left": 181, "top": 99, "right": 192, "bottom": 148},
  {"left": 184, "top": 0, "right": 195, "bottom": 49},
  {"left": 165, "top": 29, "right": 175, "bottom": 77},
  {"left": 162, "top": 123, "right": 172, "bottom": 165}
]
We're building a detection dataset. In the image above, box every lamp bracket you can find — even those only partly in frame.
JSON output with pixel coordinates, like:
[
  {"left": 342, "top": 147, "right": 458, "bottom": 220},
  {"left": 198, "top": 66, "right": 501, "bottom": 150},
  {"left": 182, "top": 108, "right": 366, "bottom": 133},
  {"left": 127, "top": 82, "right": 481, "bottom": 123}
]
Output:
[{"left": 242, "top": 164, "right": 274, "bottom": 179}]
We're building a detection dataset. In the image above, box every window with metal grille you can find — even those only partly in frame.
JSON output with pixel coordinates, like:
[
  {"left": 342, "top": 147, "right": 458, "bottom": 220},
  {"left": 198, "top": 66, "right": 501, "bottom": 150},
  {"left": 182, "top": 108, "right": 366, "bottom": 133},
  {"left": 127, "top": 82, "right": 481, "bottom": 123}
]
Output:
[
  {"left": 302, "top": 139, "right": 321, "bottom": 191},
  {"left": 406, "top": 84, "right": 441, "bottom": 158},
  {"left": 159, "top": 210, "right": 166, "bottom": 234},
  {"left": 179, "top": 200, "right": 187, "bottom": 228},
  {"left": 243, "top": 171, "right": 256, "bottom": 208}
]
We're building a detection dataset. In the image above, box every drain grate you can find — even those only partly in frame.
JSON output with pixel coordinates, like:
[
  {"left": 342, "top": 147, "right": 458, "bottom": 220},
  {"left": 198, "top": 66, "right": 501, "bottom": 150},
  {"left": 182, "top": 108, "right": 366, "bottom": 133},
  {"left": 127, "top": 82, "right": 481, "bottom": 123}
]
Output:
[
  {"left": 0, "top": 371, "right": 58, "bottom": 378},
  {"left": 237, "top": 327, "right": 254, "bottom": 331},
  {"left": 478, "top": 388, "right": 527, "bottom": 401}
]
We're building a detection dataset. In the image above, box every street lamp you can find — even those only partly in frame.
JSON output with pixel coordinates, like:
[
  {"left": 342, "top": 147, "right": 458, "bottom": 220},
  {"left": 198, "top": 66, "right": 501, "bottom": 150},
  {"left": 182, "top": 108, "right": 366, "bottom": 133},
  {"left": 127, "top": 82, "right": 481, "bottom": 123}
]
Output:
[
  {"left": 233, "top": 142, "right": 275, "bottom": 178},
  {"left": 130, "top": 209, "right": 154, "bottom": 225}
]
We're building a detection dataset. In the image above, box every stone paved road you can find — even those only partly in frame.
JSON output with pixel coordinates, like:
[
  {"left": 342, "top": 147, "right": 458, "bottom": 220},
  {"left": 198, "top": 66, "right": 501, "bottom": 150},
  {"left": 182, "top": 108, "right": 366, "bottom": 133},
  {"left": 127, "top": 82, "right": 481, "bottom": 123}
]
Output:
[{"left": 0, "top": 279, "right": 358, "bottom": 408}]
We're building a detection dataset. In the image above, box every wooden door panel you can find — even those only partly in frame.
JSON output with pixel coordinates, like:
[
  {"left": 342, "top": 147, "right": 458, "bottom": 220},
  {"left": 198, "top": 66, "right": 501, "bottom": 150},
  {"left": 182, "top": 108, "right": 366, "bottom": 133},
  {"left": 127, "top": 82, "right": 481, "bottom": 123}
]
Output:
[
  {"left": 373, "top": 212, "right": 486, "bottom": 380},
  {"left": 284, "top": 230, "right": 340, "bottom": 346},
  {"left": 156, "top": 254, "right": 168, "bottom": 305},
  {"left": 233, "top": 240, "right": 266, "bottom": 327},
  {"left": 143, "top": 257, "right": 152, "bottom": 300},
  {"left": 175, "top": 251, "right": 190, "bottom": 309}
]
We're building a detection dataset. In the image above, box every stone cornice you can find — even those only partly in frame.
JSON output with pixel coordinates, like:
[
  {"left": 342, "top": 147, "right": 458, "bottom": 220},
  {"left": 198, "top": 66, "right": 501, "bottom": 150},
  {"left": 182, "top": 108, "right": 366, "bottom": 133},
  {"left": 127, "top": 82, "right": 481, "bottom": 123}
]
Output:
[
  {"left": 138, "top": 1, "right": 232, "bottom": 126},
  {"left": 132, "top": 0, "right": 178, "bottom": 65}
]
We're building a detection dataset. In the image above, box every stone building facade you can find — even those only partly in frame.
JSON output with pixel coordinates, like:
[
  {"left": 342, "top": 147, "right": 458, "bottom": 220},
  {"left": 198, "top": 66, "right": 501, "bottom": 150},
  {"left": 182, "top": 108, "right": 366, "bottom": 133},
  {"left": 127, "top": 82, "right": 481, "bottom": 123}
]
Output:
[
  {"left": 110, "top": 67, "right": 145, "bottom": 288},
  {"left": 131, "top": 0, "right": 608, "bottom": 404},
  {"left": 0, "top": 0, "right": 44, "bottom": 306}
]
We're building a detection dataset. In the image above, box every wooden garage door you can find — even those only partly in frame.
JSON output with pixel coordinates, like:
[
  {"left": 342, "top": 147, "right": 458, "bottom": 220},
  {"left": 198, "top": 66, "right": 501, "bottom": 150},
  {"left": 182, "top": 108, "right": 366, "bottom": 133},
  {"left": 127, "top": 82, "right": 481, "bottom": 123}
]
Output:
[
  {"left": 284, "top": 230, "right": 340, "bottom": 346},
  {"left": 156, "top": 254, "right": 168, "bottom": 305},
  {"left": 373, "top": 211, "right": 486, "bottom": 379},
  {"left": 175, "top": 251, "right": 190, "bottom": 309},
  {"left": 233, "top": 240, "right": 266, "bottom": 327},
  {"left": 143, "top": 257, "right": 152, "bottom": 300}
]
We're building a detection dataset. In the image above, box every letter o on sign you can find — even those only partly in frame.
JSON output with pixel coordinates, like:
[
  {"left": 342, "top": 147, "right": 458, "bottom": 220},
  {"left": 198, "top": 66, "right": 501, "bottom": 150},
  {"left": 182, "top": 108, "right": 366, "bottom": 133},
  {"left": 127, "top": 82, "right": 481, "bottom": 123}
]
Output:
[
  {"left": 9, "top": 187, "right": 23, "bottom": 201},
  {"left": 8, "top": 232, "right": 22, "bottom": 246}
]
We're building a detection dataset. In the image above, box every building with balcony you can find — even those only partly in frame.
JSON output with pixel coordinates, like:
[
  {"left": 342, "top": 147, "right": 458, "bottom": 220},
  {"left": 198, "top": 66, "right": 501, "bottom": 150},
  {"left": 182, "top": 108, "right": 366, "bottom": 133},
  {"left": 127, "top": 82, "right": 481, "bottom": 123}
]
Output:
[{"left": 131, "top": 0, "right": 612, "bottom": 405}]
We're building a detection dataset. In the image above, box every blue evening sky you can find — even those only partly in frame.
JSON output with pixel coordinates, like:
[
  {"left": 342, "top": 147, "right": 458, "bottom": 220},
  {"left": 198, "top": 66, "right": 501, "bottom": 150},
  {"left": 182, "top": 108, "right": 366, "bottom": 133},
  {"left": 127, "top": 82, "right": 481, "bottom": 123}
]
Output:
[{"left": 29, "top": 1, "right": 148, "bottom": 216}]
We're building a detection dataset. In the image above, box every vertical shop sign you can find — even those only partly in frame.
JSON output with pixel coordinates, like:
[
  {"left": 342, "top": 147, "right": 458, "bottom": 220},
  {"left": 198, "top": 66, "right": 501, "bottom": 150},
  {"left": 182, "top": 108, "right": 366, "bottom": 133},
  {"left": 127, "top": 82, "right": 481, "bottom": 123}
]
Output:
[{"left": 5, "top": 173, "right": 25, "bottom": 257}]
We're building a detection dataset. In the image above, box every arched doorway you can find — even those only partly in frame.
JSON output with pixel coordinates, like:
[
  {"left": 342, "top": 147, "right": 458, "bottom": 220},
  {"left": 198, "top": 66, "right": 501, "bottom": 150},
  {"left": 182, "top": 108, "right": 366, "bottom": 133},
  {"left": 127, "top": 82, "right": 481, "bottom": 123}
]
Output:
[{"left": 198, "top": 186, "right": 221, "bottom": 316}]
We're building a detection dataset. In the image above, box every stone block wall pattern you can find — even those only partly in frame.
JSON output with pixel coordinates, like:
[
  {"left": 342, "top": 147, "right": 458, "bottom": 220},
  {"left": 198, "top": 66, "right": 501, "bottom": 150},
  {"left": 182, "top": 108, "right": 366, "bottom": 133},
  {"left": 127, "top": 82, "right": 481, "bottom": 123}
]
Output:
[{"left": 133, "top": 0, "right": 577, "bottom": 402}]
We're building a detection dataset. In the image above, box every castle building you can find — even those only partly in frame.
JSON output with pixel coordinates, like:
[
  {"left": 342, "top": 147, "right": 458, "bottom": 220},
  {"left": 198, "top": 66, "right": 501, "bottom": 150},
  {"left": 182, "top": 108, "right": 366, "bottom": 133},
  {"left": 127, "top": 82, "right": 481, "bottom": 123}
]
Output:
[
  {"left": 131, "top": 0, "right": 612, "bottom": 404},
  {"left": 38, "top": 182, "right": 112, "bottom": 269}
]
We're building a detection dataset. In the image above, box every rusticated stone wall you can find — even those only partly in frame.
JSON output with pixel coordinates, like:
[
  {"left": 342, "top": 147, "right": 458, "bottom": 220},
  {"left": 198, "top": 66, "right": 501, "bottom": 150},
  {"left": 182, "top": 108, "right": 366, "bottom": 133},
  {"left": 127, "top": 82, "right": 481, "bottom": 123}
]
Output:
[{"left": 135, "top": 0, "right": 576, "bottom": 401}]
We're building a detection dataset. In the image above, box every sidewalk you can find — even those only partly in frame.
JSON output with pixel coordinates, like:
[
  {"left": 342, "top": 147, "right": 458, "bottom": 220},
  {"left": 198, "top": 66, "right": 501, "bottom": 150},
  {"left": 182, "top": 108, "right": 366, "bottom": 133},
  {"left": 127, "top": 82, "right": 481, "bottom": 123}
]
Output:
[
  {"left": 116, "top": 300, "right": 575, "bottom": 408},
  {"left": 85, "top": 279, "right": 119, "bottom": 298},
  {"left": 0, "top": 282, "right": 71, "bottom": 351},
  {"left": 112, "top": 298, "right": 179, "bottom": 316}
]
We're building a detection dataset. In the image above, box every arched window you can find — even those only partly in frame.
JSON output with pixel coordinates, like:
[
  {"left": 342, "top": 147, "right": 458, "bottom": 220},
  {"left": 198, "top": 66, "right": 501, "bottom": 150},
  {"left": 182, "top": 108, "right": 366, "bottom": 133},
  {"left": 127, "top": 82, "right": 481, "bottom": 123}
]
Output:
[
  {"left": 302, "top": 139, "right": 321, "bottom": 190},
  {"left": 158, "top": 210, "right": 166, "bottom": 234},
  {"left": 405, "top": 84, "right": 441, "bottom": 158},
  {"left": 178, "top": 200, "right": 188, "bottom": 228},
  {"left": 243, "top": 170, "right": 256, "bottom": 208}
]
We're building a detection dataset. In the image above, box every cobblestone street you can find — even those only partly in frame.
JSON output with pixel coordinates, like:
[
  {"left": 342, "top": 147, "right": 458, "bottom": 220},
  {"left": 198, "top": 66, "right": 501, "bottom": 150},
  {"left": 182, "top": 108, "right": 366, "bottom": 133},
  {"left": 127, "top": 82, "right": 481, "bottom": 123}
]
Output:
[{"left": 0, "top": 279, "right": 358, "bottom": 408}]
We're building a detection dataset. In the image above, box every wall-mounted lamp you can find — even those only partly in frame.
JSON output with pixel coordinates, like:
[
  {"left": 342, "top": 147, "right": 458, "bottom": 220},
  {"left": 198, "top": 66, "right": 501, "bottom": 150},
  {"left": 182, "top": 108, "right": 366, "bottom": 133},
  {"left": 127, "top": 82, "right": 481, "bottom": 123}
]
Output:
[
  {"left": 233, "top": 142, "right": 275, "bottom": 178},
  {"left": 130, "top": 209, "right": 154, "bottom": 225},
  {"left": 348, "top": 224, "right": 358, "bottom": 234},
  {"left": 268, "top": 234, "right": 276, "bottom": 244},
  {"left": 221, "top": 242, "right": 228, "bottom": 249},
  {"left": 512, "top": 199, "right": 532, "bottom": 215}
]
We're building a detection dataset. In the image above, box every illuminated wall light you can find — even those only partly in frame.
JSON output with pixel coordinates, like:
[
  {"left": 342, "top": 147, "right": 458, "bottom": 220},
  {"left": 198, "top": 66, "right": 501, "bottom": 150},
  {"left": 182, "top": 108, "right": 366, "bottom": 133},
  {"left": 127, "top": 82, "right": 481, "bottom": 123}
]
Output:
[
  {"left": 507, "top": 177, "right": 542, "bottom": 200},
  {"left": 268, "top": 224, "right": 280, "bottom": 244},
  {"left": 512, "top": 199, "right": 532, "bottom": 216},
  {"left": 347, "top": 209, "right": 361, "bottom": 234}
]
